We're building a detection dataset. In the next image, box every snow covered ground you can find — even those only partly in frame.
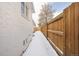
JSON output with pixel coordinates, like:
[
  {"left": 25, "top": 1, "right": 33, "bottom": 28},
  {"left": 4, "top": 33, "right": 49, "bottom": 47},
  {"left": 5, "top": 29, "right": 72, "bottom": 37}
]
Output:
[{"left": 23, "top": 31, "right": 58, "bottom": 56}]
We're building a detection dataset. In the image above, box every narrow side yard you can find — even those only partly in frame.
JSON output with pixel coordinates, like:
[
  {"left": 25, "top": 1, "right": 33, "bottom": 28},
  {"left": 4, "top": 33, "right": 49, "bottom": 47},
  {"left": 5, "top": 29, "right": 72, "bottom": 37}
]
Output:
[{"left": 23, "top": 31, "right": 58, "bottom": 56}]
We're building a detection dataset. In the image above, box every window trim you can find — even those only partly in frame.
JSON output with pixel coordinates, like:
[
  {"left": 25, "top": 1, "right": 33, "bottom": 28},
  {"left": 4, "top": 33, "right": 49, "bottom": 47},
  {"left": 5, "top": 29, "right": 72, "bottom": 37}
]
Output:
[{"left": 21, "top": 2, "right": 28, "bottom": 19}]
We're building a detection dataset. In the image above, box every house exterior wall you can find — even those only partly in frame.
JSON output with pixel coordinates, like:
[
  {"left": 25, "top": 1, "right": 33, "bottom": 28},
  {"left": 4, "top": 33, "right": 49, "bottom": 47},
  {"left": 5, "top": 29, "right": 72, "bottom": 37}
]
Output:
[{"left": 0, "top": 2, "right": 34, "bottom": 56}]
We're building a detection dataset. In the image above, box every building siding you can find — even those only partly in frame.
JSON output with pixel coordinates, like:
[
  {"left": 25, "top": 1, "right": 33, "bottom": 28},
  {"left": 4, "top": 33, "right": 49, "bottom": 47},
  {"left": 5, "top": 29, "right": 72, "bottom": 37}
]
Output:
[{"left": 0, "top": 2, "right": 34, "bottom": 56}]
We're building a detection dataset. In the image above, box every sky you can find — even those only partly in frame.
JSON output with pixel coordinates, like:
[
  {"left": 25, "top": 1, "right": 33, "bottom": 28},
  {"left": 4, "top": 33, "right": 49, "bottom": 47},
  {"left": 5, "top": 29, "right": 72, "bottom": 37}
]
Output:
[
  {"left": 49, "top": 2, "right": 72, "bottom": 12},
  {"left": 32, "top": 2, "right": 47, "bottom": 27},
  {"left": 32, "top": 2, "right": 72, "bottom": 27}
]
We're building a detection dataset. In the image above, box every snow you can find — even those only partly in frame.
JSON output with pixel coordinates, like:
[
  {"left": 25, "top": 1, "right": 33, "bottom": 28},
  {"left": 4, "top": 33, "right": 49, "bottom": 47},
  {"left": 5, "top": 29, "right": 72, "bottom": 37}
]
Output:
[
  {"left": 23, "top": 31, "right": 58, "bottom": 56},
  {"left": 53, "top": 11, "right": 63, "bottom": 18}
]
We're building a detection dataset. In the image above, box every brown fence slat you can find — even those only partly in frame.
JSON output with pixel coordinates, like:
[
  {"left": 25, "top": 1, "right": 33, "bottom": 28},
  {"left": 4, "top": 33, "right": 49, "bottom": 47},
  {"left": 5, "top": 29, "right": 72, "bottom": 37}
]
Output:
[{"left": 74, "top": 3, "right": 79, "bottom": 56}]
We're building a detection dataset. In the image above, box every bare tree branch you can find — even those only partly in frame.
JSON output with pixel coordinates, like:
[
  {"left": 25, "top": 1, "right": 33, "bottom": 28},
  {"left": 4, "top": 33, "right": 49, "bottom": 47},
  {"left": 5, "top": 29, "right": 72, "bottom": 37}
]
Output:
[{"left": 38, "top": 3, "right": 54, "bottom": 26}]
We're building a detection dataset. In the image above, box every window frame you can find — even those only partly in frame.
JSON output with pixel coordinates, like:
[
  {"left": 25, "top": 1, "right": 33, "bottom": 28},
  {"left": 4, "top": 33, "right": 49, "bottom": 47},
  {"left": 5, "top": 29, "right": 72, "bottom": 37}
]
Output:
[{"left": 21, "top": 2, "right": 28, "bottom": 19}]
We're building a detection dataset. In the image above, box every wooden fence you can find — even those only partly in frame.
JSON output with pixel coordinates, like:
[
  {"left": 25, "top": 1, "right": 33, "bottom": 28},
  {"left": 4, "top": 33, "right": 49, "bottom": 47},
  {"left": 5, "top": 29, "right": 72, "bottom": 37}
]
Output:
[{"left": 41, "top": 3, "right": 79, "bottom": 56}]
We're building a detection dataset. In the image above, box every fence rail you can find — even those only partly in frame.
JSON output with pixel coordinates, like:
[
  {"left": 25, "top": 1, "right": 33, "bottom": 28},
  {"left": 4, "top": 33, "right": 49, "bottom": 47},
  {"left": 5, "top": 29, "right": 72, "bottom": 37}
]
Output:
[{"left": 40, "top": 3, "right": 79, "bottom": 56}]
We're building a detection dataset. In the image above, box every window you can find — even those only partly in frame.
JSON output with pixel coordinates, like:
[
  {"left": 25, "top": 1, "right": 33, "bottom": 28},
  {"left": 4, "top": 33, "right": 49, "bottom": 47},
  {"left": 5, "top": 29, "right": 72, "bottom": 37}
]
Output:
[
  {"left": 21, "top": 2, "right": 28, "bottom": 18},
  {"left": 26, "top": 6, "right": 28, "bottom": 16},
  {"left": 21, "top": 2, "right": 24, "bottom": 15}
]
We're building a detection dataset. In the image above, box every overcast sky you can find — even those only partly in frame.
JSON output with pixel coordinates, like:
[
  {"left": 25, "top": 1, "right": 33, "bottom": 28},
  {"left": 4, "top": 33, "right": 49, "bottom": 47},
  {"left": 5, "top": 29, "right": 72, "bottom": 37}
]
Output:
[{"left": 32, "top": 2, "right": 72, "bottom": 27}]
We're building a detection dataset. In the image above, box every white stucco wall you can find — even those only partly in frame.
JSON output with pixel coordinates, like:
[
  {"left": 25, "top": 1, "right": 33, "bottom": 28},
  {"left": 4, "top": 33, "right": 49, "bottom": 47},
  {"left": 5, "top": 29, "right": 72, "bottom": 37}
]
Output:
[{"left": 0, "top": 2, "right": 33, "bottom": 56}]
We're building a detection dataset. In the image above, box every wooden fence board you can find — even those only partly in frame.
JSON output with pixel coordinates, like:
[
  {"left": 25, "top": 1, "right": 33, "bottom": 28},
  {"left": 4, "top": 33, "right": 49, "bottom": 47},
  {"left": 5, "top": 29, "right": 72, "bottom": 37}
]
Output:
[{"left": 74, "top": 3, "right": 79, "bottom": 55}]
